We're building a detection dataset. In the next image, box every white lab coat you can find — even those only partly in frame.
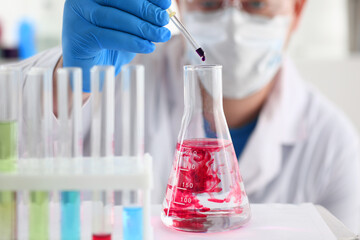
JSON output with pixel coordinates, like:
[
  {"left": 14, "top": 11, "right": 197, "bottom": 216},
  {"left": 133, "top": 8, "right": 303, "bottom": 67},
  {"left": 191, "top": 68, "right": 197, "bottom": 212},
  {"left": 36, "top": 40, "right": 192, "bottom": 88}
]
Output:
[{"left": 7, "top": 35, "right": 360, "bottom": 232}]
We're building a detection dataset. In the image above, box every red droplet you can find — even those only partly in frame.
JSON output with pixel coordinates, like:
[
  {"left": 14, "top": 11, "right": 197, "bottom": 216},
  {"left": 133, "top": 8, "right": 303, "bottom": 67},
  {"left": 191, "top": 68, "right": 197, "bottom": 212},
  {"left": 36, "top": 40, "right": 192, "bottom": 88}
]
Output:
[{"left": 92, "top": 234, "right": 111, "bottom": 240}]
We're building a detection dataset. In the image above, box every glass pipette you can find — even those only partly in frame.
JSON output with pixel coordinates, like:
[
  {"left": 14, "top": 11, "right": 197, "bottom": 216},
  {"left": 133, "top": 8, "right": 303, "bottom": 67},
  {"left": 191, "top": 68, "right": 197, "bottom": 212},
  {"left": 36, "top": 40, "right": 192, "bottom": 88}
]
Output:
[{"left": 167, "top": 8, "right": 206, "bottom": 62}]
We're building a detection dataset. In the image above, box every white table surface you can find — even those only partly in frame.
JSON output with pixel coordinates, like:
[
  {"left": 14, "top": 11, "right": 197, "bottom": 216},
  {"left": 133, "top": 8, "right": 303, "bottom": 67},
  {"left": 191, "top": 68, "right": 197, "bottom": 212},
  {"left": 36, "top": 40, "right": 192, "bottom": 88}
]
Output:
[
  {"left": 315, "top": 205, "right": 359, "bottom": 240},
  {"left": 151, "top": 204, "right": 358, "bottom": 240}
]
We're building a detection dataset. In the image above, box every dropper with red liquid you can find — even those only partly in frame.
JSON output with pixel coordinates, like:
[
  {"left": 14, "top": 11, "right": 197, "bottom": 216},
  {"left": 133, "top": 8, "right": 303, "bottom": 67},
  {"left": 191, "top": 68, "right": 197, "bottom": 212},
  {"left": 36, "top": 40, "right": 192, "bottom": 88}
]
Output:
[
  {"left": 196, "top": 48, "right": 206, "bottom": 62},
  {"left": 167, "top": 8, "right": 206, "bottom": 62}
]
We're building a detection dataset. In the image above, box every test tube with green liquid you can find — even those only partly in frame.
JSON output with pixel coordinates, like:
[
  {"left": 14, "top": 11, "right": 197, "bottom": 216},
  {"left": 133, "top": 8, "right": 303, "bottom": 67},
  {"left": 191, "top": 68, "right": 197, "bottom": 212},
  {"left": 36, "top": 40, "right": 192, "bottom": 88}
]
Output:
[
  {"left": 0, "top": 68, "right": 19, "bottom": 240},
  {"left": 23, "top": 68, "right": 53, "bottom": 240}
]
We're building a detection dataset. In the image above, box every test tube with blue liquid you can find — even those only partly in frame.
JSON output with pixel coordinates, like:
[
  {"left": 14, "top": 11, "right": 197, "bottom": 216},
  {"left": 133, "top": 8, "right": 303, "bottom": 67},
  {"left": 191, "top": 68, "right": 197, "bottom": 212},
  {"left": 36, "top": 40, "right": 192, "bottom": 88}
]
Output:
[
  {"left": 23, "top": 67, "right": 53, "bottom": 240},
  {"left": 0, "top": 68, "right": 19, "bottom": 240},
  {"left": 57, "top": 68, "right": 83, "bottom": 240},
  {"left": 91, "top": 66, "right": 115, "bottom": 240},
  {"left": 119, "top": 65, "right": 145, "bottom": 240}
]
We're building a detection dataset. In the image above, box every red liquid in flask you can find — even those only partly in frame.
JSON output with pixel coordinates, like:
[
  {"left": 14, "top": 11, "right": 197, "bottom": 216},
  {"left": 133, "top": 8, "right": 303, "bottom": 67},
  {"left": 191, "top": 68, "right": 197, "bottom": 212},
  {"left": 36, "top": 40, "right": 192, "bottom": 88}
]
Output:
[
  {"left": 162, "top": 138, "right": 249, "bottom": 232},
  {"left": 92, "top": 234, "right": 111, "bottom": 240}
]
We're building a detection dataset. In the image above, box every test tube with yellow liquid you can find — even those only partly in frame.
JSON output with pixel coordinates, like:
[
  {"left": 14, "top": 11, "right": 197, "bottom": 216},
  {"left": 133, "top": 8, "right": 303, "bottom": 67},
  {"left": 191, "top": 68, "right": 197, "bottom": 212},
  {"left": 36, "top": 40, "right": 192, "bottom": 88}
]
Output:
[
  {"left": 0, "top": 68, "right": 19, "bottom": 240},
  {"left": 23, "top": 68, "right": 54, "bottom": 240}
]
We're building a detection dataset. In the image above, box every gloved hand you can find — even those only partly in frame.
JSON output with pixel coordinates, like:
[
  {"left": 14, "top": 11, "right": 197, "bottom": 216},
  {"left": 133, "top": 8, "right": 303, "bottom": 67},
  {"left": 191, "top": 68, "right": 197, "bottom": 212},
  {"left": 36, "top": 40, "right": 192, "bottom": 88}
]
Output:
[{"left": 62, "top": 0, "right": 171, "bottom": 92}]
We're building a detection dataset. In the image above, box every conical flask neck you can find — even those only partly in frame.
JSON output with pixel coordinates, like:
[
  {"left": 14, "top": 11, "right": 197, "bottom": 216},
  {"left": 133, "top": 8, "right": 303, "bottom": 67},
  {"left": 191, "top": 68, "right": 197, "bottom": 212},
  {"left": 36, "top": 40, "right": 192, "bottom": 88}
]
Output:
[
  {"left": 184, "top": 66, "right": 223, "bottom": 113},
  {"left": 180, "top": 65, "right": 231, "bottom": 142}
]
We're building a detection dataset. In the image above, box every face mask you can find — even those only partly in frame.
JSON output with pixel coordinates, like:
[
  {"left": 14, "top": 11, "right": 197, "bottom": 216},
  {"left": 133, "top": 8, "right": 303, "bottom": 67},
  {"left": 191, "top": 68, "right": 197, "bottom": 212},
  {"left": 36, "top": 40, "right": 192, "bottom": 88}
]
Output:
[{"left": 183, "top": 8, "right": 290, "bottom": 99}]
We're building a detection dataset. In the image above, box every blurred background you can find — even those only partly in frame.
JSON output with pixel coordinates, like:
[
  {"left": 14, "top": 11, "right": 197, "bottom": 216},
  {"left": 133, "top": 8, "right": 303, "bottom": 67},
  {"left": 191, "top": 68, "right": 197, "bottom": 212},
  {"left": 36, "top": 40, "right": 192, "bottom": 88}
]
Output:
[{"left": 0, "top": 0, "right": 359, "bottom": 134}]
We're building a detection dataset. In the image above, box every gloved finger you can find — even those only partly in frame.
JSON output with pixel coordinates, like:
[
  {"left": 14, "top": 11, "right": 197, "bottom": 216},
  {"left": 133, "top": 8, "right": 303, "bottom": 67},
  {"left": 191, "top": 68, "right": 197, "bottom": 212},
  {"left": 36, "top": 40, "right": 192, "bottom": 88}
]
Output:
[
  {"left": 94, "top": 0, "right": 169, "bottom": 27},
  {"left": 86, "top": 5, "right": 171, "bottom": 43},
  {"left": 147, "top": 0, "right": 172, "bottom": 10},
  {"left": 91, "top": 25, "right": 156, "bottom": 54}
]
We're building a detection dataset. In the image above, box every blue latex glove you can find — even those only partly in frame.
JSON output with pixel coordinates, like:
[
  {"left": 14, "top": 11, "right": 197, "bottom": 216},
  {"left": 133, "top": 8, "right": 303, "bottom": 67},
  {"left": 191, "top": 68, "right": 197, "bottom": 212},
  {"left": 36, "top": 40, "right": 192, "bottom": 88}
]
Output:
[{"left": 62, "top": 0, "right": 171, "bottom": 92}]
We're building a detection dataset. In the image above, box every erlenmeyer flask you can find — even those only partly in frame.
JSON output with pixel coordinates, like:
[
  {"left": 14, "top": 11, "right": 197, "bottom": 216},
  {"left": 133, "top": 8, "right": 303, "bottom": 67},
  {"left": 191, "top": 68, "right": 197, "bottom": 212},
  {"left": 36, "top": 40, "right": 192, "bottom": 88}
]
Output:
[{"left": 161, "top": 65, "right": 251, "bottom": 233}]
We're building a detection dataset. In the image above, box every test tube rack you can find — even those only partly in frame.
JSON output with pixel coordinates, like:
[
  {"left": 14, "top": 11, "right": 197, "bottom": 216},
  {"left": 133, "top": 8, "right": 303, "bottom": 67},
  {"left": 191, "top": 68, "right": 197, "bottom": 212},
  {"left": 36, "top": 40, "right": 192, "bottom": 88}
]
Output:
[{"left": 0, "top": 154, "right": 154, "bottom": 240}]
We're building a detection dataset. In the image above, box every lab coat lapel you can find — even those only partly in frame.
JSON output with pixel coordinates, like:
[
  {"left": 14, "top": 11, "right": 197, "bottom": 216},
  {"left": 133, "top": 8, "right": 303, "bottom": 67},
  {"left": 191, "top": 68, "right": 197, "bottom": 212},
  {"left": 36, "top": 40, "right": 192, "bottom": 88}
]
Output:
[
  {"left": 239, "top": 77, "right": 283, "bottom": 195},
  {"left": 239, "top": 57, "right": 308, "bottom": 195}
]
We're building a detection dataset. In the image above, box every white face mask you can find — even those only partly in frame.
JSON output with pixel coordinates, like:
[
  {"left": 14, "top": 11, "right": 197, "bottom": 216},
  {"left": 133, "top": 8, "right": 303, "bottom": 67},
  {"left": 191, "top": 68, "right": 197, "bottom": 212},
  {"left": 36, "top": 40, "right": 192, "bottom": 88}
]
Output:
[{"left": 183, "top": 8, "right": 290, "bottom": 99}]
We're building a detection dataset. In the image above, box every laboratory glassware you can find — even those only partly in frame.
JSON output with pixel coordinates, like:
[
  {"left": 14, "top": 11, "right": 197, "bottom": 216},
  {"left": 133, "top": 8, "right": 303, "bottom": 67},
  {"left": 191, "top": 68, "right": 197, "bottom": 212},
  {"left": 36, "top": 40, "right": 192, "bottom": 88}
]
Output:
[
  {"left": 118, "top": 65, "right": 145, "bottom": 240},
  {"left": 91, "top": 66, "right": 115, "bottom": 240},
  {"left": 0, "top": 68, "right": 19, "bottom": 240},
  {"left": 57, "top": 67, "right": 83, "bottom": 240},
  {"left": 167, "top": 8, "right": 206, "bottom": 62},
  {"left": 23, "top": 67, "right": 53, "bottom": 240},
  {"left": 161, "top": 65, "right": 251, "bottom": 232}
]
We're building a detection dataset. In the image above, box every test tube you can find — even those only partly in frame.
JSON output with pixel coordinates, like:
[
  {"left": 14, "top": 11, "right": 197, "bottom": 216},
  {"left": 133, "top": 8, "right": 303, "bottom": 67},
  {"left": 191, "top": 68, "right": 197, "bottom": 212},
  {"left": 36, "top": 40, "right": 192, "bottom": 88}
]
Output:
[
  {"left": 0, "top": 68, "right": 19, "bottom": 240},
  {"left": 91, "top": 66, "right": 115, "bottom": 240},
  {"left": 23, "top": 67, "right": 53, "bottom": 240},
  {"left": 118, "top": 65, "right": 145, "bottom": 240},
  {"left": 57, "top": 68, "right": 83, "bottom": 240}
]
